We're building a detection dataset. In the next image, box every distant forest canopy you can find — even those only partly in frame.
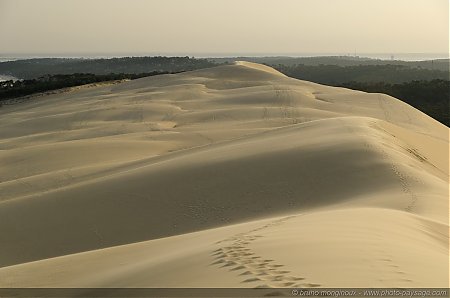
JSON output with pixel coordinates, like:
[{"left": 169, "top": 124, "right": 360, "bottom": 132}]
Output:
[
  {"left": 339, "top": 80, "right": 449, "bottom": 127},
  {"left": 271, "top": 64, "right": 449, "bottom": 84},
  {"left": 210, "top": 56, "right": 450, "bottom": 72},
  {"left": 1, "top": 56, "right": 448, "bottom": 81},
  {"left": 0, "top": 56, "right": 215, "bottom": 79},
  {"left": 0, "top": 72, "right": 174, "bottom": 101}
]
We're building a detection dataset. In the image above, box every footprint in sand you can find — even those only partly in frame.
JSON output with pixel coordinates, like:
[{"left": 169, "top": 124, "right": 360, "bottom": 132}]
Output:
[{"left": 210, "top": 215, "right": 322, "bottom": 289}]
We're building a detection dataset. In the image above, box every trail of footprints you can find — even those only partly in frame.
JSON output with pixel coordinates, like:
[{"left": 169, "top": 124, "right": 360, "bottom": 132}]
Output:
[
  {"left": 211, "top": 117, "right": 419, "bottom": 288},
  {"left": 340, "top": 119, "right": 420, "bottom": 213},
  {"left": 211, "top": 216, "right": 321, "bottom": 288},
  {"left": 362, "top": 140, "right": 419, "bottom": 212}
]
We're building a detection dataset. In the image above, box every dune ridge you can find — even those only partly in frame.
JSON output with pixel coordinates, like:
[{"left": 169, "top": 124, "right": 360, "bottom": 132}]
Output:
[{"left": 0, "top": 62, "right": 448, "bottom": 288}]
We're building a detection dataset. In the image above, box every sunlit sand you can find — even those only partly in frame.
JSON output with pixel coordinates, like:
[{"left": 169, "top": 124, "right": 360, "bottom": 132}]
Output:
[{"left": 0, "top": 62, "right": 448, "bottom": 288}]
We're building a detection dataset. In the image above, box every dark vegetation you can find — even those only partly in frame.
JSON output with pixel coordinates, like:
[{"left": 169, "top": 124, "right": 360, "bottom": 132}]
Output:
[
  {"left": 0, "top": 56, "right": 215, "bottom": 79},
  {"left": 211, "top": 56, "right": 449, "bottom": 71},
  {"left": 340, "top": 80, "right": 449, "bottom": 126},
  {"left": 272, "top": 64, "right": 448, "bottom": 84},
  {"left": 0, "top": 72, "right": 173, "bottom": 101}
]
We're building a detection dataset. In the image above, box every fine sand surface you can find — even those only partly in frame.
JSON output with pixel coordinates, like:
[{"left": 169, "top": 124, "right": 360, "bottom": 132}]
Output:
[{"left": 0, "top": 62, "right": 448, "bottom": 288}]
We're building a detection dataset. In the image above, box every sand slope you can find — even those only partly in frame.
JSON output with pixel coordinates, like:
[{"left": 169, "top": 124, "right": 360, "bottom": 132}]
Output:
[{"left": 0, "top": 62, "right": 448, "bottom": 288}]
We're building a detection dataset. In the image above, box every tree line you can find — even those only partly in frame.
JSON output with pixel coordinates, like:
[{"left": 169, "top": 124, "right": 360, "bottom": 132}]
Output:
[
  {"left": 0, "top": 56, "right": 216, "bottom": 79},
  {"left": 272, "top": 64, "right": 448, "bottom": 84},
  {"left": 0, "top": 72, "right": 173, "bottom": 101},
  {"left": 339, "top": 80, "right": 449, "bottom": 126}
]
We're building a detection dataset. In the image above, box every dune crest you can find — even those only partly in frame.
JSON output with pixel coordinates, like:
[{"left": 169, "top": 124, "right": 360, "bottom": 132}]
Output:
[
  {"left": 235, "top": 60, "right": 287, "bottom": 77},
  {"left": 0, "top": 62, "right": 448, "bottom": 288}
]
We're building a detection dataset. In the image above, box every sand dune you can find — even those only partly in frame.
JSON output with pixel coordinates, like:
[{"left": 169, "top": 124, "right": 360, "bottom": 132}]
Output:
[{"left": 0, "top": 62, "right": 448, "bottom": 288}]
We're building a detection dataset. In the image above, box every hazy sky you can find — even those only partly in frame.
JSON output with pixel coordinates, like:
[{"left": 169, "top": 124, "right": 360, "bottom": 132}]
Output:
[{"left": 0, "top": 0, "right": 448, "bottom": 56}]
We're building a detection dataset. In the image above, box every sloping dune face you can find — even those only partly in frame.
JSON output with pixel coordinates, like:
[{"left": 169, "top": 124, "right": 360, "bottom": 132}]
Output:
[{"left": 0, "top": 62, "right": 448, "bottom": 288}]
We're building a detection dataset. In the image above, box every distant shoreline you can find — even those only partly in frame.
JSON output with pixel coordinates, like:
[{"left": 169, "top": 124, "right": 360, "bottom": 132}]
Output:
[
  {"left": 1, "top": 53, "right": 448, "bottom": 62},
  {"left": 0, "top": 74, "right": 19, "bottom": 82}
]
